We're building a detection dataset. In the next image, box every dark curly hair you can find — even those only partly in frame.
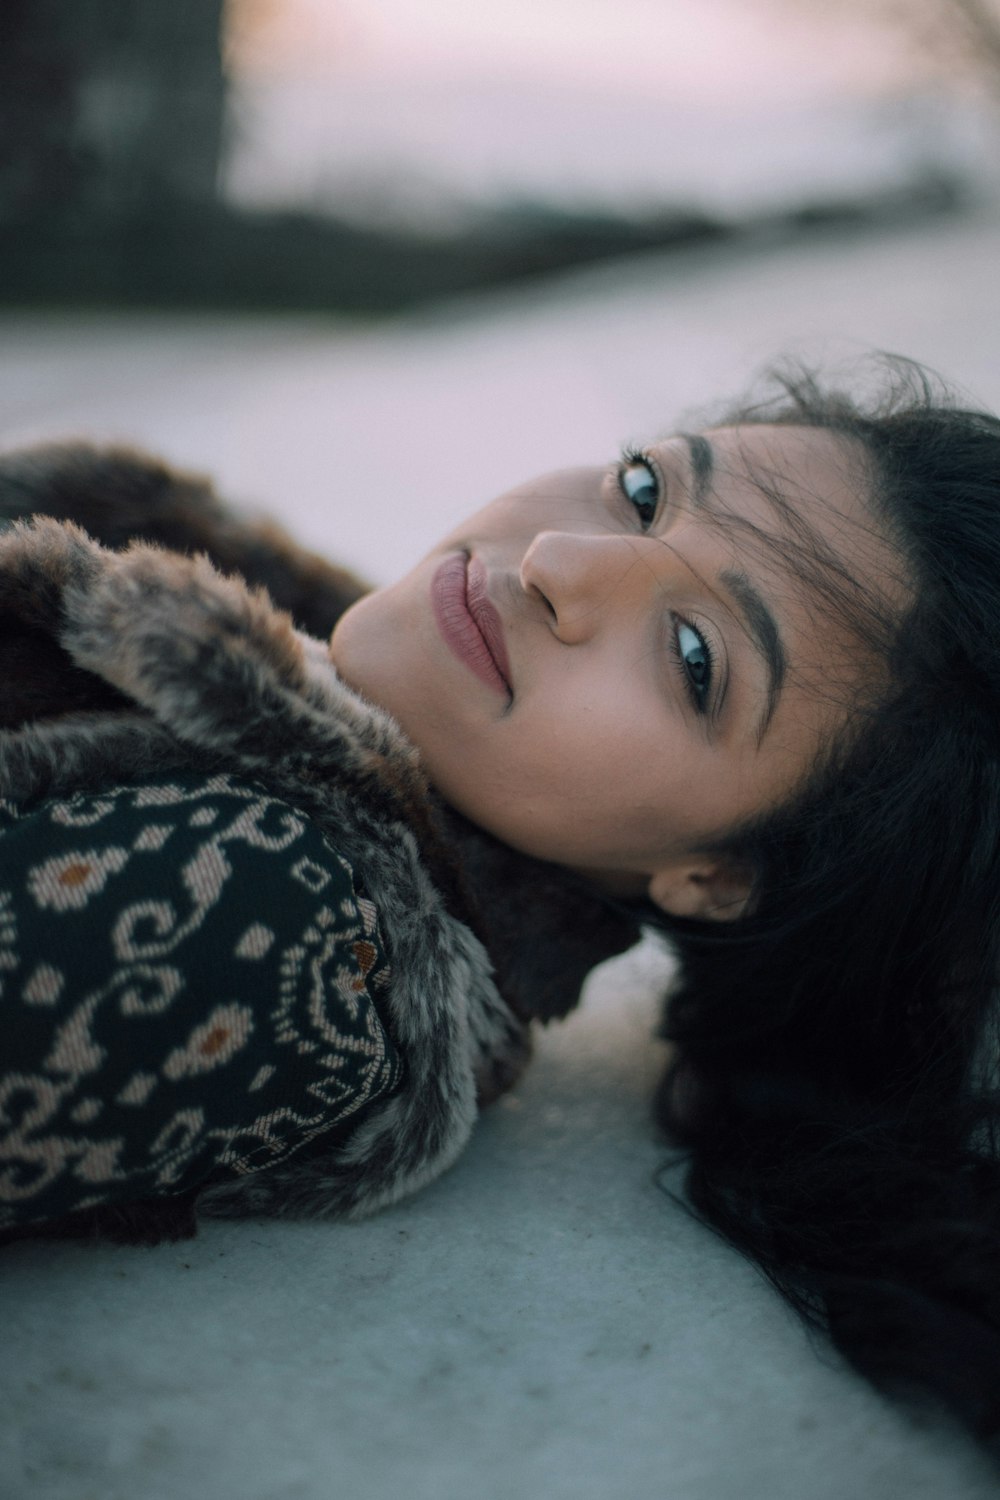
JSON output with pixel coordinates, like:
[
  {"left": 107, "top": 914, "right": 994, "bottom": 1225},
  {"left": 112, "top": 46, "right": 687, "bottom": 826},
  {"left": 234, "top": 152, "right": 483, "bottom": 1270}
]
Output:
[{"left": 649, "top": 356, "right": 1000, "bottom": 1445}]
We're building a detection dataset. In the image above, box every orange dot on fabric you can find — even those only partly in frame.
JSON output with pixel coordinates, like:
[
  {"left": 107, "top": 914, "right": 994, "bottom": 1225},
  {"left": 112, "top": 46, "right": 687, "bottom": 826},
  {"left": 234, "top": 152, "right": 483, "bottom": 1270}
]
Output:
[
  {"left": 352, "top": 940, "right": 377, "bottom": 976},
  {"left": 199, "top": 1026, "right": 231, "bottom": 1057},
  {"left": 58, "top": 863, "right": 93, "bottom": 887}
]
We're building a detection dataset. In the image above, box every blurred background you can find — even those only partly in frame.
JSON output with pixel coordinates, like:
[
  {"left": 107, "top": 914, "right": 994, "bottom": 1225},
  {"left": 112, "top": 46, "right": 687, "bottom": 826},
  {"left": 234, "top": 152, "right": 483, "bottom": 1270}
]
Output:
[{"left": 2, "top": 0, "right": 999, "bottom": 310}]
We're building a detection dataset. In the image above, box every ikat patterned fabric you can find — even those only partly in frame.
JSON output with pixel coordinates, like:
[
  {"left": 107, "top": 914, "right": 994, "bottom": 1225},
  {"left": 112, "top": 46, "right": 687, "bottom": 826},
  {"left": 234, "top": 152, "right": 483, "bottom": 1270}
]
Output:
[{"left": 0, "top": 773, "right": 403, "bottom": 1229}]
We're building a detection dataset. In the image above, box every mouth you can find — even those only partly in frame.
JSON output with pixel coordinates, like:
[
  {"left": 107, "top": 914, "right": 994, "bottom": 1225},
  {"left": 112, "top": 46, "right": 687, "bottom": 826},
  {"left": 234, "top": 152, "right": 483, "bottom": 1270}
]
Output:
[{"left": 431, "top": 553, "right": 512, "bottom": 698}]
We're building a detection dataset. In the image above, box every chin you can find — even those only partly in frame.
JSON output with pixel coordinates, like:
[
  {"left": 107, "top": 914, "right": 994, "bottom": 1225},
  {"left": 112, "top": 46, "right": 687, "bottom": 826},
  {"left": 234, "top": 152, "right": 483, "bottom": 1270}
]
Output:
[{"left": 329, "top": 592, "right": 386, "bottom": 695}]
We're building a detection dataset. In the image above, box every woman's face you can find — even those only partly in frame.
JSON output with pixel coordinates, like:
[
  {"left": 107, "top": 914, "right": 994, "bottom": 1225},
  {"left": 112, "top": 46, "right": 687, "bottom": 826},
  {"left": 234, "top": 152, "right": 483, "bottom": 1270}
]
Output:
[{"left": 330, "top": 424, "right": 905, "bottom": 918}]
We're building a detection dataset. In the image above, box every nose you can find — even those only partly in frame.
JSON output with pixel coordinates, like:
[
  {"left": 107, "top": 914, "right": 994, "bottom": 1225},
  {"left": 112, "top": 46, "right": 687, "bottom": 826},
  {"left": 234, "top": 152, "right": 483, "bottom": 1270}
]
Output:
[{"left": 518, "top": 530, "right": 666, "bottom": 644}]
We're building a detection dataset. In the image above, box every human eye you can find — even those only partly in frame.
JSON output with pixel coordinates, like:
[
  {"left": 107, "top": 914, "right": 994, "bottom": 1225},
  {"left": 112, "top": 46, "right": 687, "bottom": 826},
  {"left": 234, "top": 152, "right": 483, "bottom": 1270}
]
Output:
[
  {"left": 671, "top": 617, "right": 714, "bottom": 714},
  {"left": 616, "top": 446, "right": 661, "bottom": 530}
]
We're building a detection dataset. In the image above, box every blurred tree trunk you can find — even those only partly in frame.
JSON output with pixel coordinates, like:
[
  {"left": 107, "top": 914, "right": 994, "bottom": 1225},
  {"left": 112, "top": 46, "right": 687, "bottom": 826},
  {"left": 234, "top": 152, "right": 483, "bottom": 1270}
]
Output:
[{"left": 0, "top": 0, "right": 227, "bottom": 227}]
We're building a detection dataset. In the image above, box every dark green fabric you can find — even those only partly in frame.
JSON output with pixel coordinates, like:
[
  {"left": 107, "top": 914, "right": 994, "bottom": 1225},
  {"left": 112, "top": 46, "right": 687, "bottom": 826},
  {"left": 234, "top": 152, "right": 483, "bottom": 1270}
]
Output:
[{"left": 0, "top": 773, "right": 404, "bottom": 1229}]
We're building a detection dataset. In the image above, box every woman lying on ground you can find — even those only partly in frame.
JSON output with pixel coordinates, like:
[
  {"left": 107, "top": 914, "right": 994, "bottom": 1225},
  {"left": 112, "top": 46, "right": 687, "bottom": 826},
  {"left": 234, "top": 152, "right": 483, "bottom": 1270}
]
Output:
[{"left": 1, "top": 354, "right": 1000, "bottom": 1445}]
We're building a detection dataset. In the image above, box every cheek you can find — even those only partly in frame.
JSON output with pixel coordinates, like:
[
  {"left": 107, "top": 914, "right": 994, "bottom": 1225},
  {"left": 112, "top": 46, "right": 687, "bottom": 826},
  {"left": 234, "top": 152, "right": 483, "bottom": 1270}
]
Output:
[{"left": 444, "top": 707, "right": 682, "bottom": 866}]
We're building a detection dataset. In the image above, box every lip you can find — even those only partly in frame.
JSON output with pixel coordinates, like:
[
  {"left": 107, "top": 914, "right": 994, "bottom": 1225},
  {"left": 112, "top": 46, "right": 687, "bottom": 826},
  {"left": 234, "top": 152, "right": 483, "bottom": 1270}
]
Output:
[{"left": 431, "top": 553, "right": 512, "bottom": 697}]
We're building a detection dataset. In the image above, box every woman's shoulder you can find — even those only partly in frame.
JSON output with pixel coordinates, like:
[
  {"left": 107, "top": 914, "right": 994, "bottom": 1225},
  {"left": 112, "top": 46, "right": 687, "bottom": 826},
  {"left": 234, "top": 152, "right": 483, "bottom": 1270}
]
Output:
[{"left": 0, "top": 770, "right": 406, "bottom": 1235}]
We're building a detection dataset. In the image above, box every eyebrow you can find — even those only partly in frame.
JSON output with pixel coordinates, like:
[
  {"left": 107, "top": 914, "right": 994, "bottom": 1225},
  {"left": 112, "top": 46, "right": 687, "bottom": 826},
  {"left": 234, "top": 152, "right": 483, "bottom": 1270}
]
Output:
[
  {"left": 680, "top": 433, "right": 787, "bottom": 741},
  {"left": 681, "top": 432, "right": 714, "bottom": 511},
  {"left": 720, "top": 569, "right": 786, "bottom": 740}
]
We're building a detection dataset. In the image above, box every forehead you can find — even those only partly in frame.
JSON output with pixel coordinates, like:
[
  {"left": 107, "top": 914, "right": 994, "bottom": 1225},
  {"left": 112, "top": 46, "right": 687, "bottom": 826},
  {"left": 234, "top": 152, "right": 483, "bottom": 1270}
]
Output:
[
  {"left": 684, "top": 423, "right": 908, "bottom": 609},
  {"left": 701, "top": 423, "right": 867, "bottom": 524}
]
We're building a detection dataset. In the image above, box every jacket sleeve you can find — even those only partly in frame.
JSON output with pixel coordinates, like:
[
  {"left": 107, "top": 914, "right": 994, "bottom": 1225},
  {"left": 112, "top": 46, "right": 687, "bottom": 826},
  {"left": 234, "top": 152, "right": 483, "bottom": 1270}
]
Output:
[{"left": 0, "top": 772, "right": 405, "bottom": 1238}]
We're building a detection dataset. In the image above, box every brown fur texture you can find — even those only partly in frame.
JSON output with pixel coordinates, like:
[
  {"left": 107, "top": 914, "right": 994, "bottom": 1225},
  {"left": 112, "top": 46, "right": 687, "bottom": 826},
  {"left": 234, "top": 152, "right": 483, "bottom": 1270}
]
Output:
[
  {"left": 0, "top": 441, "right": 368, "bottom": 638},
  {"left": 0, "top": 442, "right": 643, "bottom": 1242}
]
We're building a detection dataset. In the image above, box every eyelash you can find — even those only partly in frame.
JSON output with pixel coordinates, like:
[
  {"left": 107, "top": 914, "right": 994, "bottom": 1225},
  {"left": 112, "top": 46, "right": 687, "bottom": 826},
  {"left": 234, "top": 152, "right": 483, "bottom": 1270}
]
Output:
[{"left": 616, "top": 445, "right": 715, "bottom": 716}]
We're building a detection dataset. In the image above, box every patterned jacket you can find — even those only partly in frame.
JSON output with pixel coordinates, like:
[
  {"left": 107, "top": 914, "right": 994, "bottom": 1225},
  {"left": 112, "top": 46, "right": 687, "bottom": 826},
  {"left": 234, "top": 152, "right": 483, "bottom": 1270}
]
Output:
[{"left": 0, "top": 444, "right": 641, "bottom": 1242}]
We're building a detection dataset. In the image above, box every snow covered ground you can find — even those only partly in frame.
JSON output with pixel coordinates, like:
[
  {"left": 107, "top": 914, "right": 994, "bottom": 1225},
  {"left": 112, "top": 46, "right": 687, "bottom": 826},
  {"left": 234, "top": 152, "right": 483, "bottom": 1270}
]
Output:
[
  {"left": 2, "top": 204, "right": 1000, "bottom": 1498},
  {"left": 225, "top": 76, "right": 993, "bottom": 227}
]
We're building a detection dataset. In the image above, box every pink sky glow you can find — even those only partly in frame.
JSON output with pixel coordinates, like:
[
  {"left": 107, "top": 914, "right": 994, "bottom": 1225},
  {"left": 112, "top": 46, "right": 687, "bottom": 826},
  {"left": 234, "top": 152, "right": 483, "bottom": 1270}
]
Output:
[{"left": 227, "top": 0, "right": 923, "bottom": 106}]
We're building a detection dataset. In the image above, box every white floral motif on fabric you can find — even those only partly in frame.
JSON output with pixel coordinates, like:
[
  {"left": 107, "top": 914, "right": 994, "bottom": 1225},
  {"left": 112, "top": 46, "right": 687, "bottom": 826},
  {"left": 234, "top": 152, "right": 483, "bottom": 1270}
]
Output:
[{"left": 0, "top": 775, "right": 402, "bottom": 1231}]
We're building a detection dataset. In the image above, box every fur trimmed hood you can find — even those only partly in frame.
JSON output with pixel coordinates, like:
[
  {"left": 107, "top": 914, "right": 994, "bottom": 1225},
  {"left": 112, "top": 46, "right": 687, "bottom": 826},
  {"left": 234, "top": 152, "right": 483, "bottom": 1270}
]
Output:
[{"left": 0, "top": 442, "right": 642, "bottom": 1232}]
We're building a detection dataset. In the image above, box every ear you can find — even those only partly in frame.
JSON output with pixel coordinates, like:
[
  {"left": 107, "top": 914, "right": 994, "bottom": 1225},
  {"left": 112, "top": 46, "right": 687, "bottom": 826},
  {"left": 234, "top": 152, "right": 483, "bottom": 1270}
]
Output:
[{"left": 647, "top": 857, "right": 755, "bottom": 923}]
